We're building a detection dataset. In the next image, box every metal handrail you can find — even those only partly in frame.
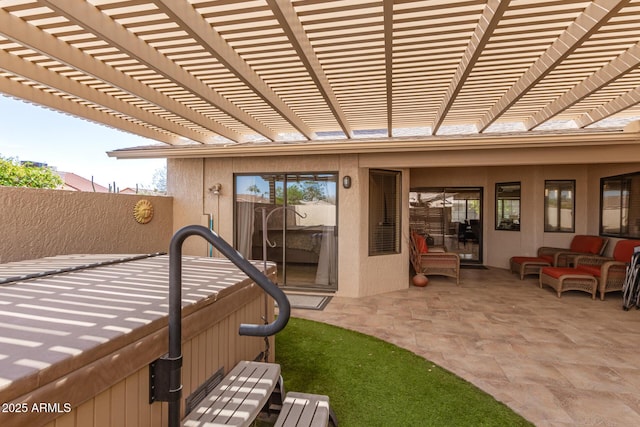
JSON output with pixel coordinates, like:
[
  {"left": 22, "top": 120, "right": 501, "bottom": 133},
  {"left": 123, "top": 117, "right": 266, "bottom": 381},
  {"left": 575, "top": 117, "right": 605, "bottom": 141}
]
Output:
[{"left": 166, "top": 225, "right": 291, "bottom": 427}]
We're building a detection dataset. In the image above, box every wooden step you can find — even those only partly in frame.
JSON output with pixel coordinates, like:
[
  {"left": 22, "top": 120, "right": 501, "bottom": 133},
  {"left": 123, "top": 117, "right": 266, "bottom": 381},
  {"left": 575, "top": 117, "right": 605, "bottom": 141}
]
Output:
[
  {"left": 182, "top": 361, "right": 280, "bottom": 427},
  {"left": 275, "top": 392, "right": 330, "bottom": 427}
]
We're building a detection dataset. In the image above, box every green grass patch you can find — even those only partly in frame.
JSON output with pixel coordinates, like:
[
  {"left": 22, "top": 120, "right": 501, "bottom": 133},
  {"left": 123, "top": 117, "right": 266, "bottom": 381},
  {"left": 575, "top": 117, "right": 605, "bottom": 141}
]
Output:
[{"left": 275, "top": 317, "right": 533, "bottom": 427}]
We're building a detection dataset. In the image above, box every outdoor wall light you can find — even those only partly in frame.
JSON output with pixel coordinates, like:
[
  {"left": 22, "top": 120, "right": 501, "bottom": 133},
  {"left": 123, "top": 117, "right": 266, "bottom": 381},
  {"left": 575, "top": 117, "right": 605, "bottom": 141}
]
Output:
[
  {"left": 209, "top": 183, "right": 222, "bottom": 195},
  {"left": 342, "top": 175, "right": 352, "bottom": 189}
]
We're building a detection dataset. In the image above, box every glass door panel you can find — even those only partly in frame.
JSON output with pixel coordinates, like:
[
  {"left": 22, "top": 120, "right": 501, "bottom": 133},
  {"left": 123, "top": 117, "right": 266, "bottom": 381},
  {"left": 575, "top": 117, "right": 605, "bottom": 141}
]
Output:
[
  {"left": 234, "top": 173, "right": 283, "bottom": 263},
  {"left": 284, "top": 174, "right": 337, "bottom": 289},
  {"left": 235, "top": 173, "right": 338, "bottom": 291},
  {"left": 410, "top": 187, "right": 483, "bottom": 263}
]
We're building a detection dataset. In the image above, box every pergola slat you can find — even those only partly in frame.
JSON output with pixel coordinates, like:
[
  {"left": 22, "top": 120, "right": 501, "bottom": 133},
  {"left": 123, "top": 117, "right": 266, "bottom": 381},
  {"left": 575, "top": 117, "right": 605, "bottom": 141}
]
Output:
[
  {"left": 0, "top": 0, "right": 639, "bottom": 144},
  {"left": 39, "top": 0, "right": 275, "bottom": 141},
  {"left": 476, "top": 0, "right": 631, "bottom": 132}
]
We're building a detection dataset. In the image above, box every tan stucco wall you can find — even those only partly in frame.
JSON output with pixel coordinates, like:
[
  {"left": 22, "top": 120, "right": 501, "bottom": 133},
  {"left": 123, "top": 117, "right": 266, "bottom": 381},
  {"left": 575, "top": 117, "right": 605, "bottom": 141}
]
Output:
[
  {"left": 167, "top": 157, "right": 211, "bottom": 256},
  {"left": 358, "top": 166, "right": 411, "bottom": 297},
  {"left": 0, "top": 186, "right": 173, "bottom": 263},
  {"left": 168, "top": 154, "right": 406, "bottom": 298},
  {"left": 410, "top": 162, "right": 640, "bottom": 269},
  {"left": 410, "top": 164, "right": 583, "bottom": 268}
]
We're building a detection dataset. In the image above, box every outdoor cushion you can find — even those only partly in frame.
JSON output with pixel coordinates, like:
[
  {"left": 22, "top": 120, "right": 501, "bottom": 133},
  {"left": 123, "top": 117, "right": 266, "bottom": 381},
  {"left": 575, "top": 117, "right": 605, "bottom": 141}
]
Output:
[
  {"left": 412, "top": 232, "right": 428, "bottom": 253},
  {"left": 569, "top": 235, "right": 605, "bottom": 255},
  {"left": 612, "top": 239, "right": 640, "bottom": 263},
  {"left": 576, "top": 265, "right": 602, "bottom": 277},
  {"left": 541, "top": 267, "right": 592, "bottom": 279}
]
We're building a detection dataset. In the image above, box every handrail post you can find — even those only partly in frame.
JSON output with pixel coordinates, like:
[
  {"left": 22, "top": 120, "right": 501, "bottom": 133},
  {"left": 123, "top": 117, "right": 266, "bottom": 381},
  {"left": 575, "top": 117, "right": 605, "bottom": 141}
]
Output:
[
  {"left": 167, "top": 228, "right": 187, "bottom": 427},
  {"left": 163, "top": 225, "right": 291, "bottom": 427}
]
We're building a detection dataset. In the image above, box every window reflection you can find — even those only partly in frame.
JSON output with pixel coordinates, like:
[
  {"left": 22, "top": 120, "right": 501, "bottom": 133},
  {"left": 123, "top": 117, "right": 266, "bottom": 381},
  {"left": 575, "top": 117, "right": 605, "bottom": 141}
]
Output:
[
  {"left": 234, "top": 173, "right": 338, "bottom": 289},
  {"left": 496, "top": 182, "right": 520, "bottom": 231},
  {"left": 544, "top": 180, "right": 575, "bottom": 232},
  {"left": 601, "top": 173, "right": 640, "bottom": 238}
]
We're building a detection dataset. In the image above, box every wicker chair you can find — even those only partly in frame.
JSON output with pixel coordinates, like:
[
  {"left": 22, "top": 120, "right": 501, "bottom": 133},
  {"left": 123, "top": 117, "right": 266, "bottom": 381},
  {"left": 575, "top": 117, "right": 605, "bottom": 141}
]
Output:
[
  {"left": 574, "top": 239, "right": 640, "bottom": 301},
  {"left": 410, "top": 231, "right": 460, "bottom": 285},
  {"left": 537, "top": 235, "right": 608, "bottom": 267}
]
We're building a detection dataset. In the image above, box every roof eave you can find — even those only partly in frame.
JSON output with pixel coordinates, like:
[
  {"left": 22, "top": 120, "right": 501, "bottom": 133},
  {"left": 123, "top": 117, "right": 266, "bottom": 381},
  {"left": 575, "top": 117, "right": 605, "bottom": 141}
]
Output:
[{"left": 108, "top": 129, "right": 640, "bottom": 160}]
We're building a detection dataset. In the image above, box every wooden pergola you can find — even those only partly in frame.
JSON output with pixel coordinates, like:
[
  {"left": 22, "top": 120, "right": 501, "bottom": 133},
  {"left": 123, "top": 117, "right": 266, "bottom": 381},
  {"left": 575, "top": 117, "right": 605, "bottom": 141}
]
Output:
[{"left": 1, "top": 0, "right": 640, "bottom": 149}]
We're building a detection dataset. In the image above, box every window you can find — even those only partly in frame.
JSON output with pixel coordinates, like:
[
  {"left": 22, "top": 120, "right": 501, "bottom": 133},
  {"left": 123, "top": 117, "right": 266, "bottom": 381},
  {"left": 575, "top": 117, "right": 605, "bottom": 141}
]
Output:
[
  {"left": 496, "top": 182, "right": 520, "bottom": 231},
  {"left": 544, "top": 180, "right": 575, "bottom": 232},
  {"left": 451, "top": 198, "right": 479, "bottom": 223},
  {"left": 369, "top": 169, "right": 401, "bottom": 255},
  {"left": 601, "top": 172, "right": 640, "bottom": 238}
]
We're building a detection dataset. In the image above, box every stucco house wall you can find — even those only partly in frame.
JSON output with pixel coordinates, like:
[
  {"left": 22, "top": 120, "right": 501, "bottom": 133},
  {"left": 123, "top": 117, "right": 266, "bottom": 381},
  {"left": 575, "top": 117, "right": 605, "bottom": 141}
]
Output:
[
  {"left": 168, "top": 154, "right": 403, "bottom": 298},
  {"left": 0, "top": 186, "right": 173, "bottom": 263},
  {"left": 411, "top": 164, "right": 593, "bottom": 265},
  {"left": 166, "top": 142, "right": 640, "bottom": 298}
]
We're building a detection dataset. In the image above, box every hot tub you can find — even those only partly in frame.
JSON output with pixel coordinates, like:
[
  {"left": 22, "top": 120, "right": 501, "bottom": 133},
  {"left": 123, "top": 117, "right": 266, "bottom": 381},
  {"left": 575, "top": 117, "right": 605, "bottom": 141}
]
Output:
[{"left": 0, "top": 254, "right": 275, "bottom": 427}]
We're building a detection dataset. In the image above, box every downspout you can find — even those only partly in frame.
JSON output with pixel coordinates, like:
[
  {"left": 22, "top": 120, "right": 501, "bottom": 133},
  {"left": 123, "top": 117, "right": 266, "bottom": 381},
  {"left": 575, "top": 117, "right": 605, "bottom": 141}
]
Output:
[{"left": 202, "top": 159, "right": 220, "bottom": 257}]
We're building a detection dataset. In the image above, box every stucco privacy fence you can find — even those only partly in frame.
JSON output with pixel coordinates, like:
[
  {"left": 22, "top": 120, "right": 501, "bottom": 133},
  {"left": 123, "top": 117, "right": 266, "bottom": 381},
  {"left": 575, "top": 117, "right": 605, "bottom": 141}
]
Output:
[{"left": 0, "top": 186, "right": 173, "bottom": 263}]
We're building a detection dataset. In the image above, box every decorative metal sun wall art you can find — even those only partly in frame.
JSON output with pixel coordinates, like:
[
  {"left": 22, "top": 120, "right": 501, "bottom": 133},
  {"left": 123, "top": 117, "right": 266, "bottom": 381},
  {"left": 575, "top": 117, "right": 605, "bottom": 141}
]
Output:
[{"left": 133, "top": 199, "right": 154, "bottom": 224}]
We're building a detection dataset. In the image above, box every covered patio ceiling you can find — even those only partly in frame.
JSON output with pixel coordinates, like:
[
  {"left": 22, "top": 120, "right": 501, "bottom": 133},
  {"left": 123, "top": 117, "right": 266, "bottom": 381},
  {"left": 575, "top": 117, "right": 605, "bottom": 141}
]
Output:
[{"left": 2, "top": 0, "right": 640, "bottom": 154}]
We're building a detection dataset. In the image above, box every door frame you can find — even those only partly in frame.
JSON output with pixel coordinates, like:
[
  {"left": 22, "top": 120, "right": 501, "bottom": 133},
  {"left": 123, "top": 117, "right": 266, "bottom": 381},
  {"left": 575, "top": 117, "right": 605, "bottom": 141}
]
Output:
[
  {"left": 409, "top": 186, "right": 484, "bottom": 265},
  {"left": 233, "top": 172, "right": 339, "bottom": 291}
]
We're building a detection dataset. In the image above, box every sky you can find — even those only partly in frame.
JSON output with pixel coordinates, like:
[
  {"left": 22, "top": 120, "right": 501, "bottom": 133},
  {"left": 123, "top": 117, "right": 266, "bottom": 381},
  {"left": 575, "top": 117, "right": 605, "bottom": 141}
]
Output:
[{"left": 0, "top": 95, "right": 166, "bottom": 190}]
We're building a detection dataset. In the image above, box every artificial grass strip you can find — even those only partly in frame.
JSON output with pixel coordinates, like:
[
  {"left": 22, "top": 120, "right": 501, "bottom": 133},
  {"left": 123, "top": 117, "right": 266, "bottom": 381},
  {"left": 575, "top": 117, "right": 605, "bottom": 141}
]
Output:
[{"left": 275, "top": 317, "right": 533, "bottom": 427}]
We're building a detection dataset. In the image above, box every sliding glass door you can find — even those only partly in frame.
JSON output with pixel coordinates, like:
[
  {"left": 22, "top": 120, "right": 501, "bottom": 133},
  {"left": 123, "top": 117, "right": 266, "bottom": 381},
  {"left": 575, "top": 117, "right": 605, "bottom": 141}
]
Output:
[
  {"left": 234, "top": 173, "right": 338, "bottom": 291},
  {"left": 409, "top": 187, "right": 483, "bottom": 263}
]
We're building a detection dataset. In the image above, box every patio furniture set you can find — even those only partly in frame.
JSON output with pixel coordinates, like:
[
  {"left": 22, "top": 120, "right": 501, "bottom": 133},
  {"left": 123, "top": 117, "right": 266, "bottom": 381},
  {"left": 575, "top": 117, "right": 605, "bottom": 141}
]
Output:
[
  {"left": 510, "top": 235, "right": 640, "bottom": 300},
  {"left": 410, "top": 230, "right": 460, "bottom": 285}
]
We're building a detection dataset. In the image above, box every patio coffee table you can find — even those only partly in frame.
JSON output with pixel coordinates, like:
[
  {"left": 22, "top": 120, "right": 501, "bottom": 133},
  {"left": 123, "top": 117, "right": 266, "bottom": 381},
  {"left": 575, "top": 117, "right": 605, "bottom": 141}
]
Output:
[
  {"left": 539, "top": 267, "right": 598, "bottom": 299},
  {"left": 510, "top": 256, "right": 551, "bottom": 280}
]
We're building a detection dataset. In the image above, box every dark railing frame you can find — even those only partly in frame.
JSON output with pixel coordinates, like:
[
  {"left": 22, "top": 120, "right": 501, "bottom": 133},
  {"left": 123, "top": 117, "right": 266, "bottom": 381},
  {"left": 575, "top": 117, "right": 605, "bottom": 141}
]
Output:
[{"left": 151, "top": 225, "right": 290, "bottom": 427}]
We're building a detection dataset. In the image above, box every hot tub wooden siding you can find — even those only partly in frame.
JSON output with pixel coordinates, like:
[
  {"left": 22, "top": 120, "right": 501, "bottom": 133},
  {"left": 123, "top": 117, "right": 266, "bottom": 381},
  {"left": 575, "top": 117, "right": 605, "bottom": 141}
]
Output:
[{"left": 0, "top": 255, "right": 275, "bottom": 427}]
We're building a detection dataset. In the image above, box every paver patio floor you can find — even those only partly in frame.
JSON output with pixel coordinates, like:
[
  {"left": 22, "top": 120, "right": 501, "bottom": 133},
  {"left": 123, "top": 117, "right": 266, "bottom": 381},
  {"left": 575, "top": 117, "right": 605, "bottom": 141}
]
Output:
[{"left": 290, "top": 267, "right": 640, "bottom": 427}]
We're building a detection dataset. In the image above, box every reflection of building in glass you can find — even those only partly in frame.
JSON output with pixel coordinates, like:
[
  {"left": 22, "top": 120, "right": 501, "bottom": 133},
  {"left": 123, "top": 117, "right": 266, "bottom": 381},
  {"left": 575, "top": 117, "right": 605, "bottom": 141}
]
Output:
[{"left": 234, "top": 173, "right": 338, "bottom": 290}]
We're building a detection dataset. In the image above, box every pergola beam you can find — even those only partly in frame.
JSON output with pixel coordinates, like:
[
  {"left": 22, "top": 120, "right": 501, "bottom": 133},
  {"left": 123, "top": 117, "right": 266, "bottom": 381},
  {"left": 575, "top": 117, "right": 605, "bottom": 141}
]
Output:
[
  {"left": 39, "top": 0, "right": 276, "bottom": 141},
  {"left": 267, "top": 0, "right": 350, "bottom": 138},
  {"left": 526, "top": 40, "right": 640, "bottom": 130},
  {"left": 575, "top": 86, "right": 640, "bottom": 128},
  {"left": 476, "top": 0, "right": 630, "bottom": 133},
  {"left": 0, "top": 0, "right": 639, "bottom": 146},
  {"left": 153, "top": 0, "right": 316, "bottom": 140},
  {"left": 0, "top": 6, "right": 244, "bottom": 144},
  {"left": 431, "top": 0, "right": 509, "bottom": 135},
  {"left": 0, "top": 49, "right": 210, "bottom": 144},
  {"left": 0, "top": 77, "right": 178, "bottom": 145}
]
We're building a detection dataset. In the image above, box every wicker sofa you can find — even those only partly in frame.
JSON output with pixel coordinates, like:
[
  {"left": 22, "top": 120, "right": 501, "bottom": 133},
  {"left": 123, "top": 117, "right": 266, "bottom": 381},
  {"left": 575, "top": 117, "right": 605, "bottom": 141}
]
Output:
[
  {"left": 573, "top": 239, "right": 640, "bottom": 300},
  {"left": 537, "top": 235, "right": 608, "bottom": 267},
  {"left": 410, "top": 231, "right": 460, "bottom": 285}
]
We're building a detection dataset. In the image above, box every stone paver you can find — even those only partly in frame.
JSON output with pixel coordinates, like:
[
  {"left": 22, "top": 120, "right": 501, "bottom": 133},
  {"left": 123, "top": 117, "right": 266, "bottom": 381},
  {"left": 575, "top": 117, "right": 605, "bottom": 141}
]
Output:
[{"left": 290, "top": 267, "right": 640, "bottom": 426}]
